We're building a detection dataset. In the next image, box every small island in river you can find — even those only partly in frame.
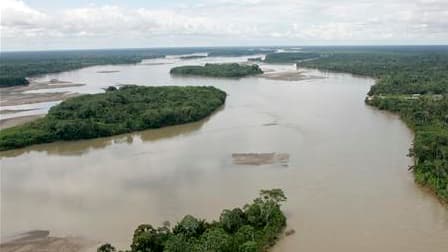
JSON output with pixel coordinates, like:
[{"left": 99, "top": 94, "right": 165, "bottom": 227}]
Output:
[
  {"left": 98, "top": 189, "right": 287, "bottom": 252},
  {"left": 0, "top": 85, "right": 226, "bottom": 150},
  {"left": 170, "top": 63, "right": 263, "bottom": 78}
]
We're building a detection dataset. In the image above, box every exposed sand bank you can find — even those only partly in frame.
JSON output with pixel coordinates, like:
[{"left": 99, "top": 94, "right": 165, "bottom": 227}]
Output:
[
  {"left": 261, "top": 71, "right": 324, "bottom": 81},
  {"left": 0, "top": 230, "right": 99, "bottom": 252},
  {"left": 232, "top": 152, "right": 289, "bottom": 166},
  {"left": 0, "top": 115, "right": 44, "bottom": 129},
  {"left": 96, "top": 70, "right": 120, "bottom": 73},
  {"left": 0, "top": 108, "right": 37, "bottom": 114},
  {"left": 0, "top": 80, "right": 82, "bottom": 106}
]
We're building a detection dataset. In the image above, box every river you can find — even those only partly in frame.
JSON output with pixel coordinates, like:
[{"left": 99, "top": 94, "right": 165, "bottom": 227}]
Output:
[{"left": 1, "top": 55, "right": 447, "bottom": 251}]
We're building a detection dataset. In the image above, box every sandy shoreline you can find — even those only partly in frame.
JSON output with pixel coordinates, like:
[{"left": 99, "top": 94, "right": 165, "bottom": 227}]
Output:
[
  {"left": 0, "top": 80, "right": 83, "bottom": 129},
  {"left": 0, "top": 108, "right": 37, "bottom": 114},
  {"left": 0, "top": 114, "right": 45, "bottom": 129},
  {"left": 0, "top": 230, "right": 99, "bottom": 252},
  {"left": 261, "top": 70, "right": 324, "bottom": 81},
  {"left": 0, "top": 80, "right": 83, "bottom": 106}
]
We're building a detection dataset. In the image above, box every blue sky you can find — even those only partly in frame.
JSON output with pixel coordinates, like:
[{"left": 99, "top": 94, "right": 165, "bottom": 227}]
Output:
[{"left": 1, "top": 0, "right": 447, "bottom": 51}]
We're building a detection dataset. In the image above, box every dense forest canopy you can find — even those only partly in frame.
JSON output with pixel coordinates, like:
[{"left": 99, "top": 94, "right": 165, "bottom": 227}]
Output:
[
  {"left": 0, "top": 47, "right": 276, "bottom": 87},
  {"left": 263, "top": 52, "right": 320, "bottom": 63},
  {"left": 98, "top": 189, "right": 287, "bottom": 252},
  {"left": 299, "top": 46, "right": 448, "bottom": 202},
  {"left": 0, "top": 86, "right": 226, "bottom": 150},
  {"left": 0, "top": 52, "right": 163, "bottom": 87},
  {"left": 170, "top": 63, "right": 263, "bottom": 78},
  {"left": 180, "top": 55, "right": 207, "bottom": 60}
]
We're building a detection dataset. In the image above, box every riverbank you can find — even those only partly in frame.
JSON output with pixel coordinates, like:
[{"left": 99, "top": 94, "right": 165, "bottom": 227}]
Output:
[
  {"left": 0, "top": 115, "right": 44, "bottom": 129},
  {"left": 0, "top": 80, "right": 83, "bottom": 107},
  {"left": 0, "top": 86, "right": 227, "bottom": 150},
  {"left": 301, "top": 48, "right": 448, "bottom": 203},
  {"left": 0, "top": 230, "right": 98, "bottom": 252}
]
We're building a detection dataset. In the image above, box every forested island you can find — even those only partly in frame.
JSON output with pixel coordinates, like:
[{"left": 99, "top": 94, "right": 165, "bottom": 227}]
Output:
[
  {"left": 0, "top": 86, "right": 226, "bottom": 150},
  {"left": 170, "top": 63, "right": 263, "bottom": 78},
  {"left": 98, "top": 189, "right": 287, "bottom": 252},
  {"left": 300, "top": 46, "right": 448, "bottom": 203},
  {"left": 0, "top": 48, "right": 276, "bottom": 87}
]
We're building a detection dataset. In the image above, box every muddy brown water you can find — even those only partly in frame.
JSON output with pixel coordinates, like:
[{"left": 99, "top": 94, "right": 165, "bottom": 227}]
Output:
[{"left": 1, "top": 56, "right": 447, "bottom": 251}]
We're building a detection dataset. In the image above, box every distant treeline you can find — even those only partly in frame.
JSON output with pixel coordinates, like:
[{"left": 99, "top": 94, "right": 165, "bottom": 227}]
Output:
[
  {"left": 0, "top": 52, "right": 163, "bottom": 87},
  {"left": 180, "top": 55, "right": 207, "bottom": 60},
  {"left": 263, "top": 52, "right": 320, "bottom": 63},
  {"left": 0, "top": 47, "right": 276, "bottom": 87},
  {"left": 170, "top": 63, "right": 263, "bottom": 78},
  {"left": 98, "top": 189, "right": 287, "bottom": 252},
  {"left": 300, "top": 46, "right": 448, "bottom": 202},
  {"left": 0, "top": 86, "right": 226, "bottom": 150}
]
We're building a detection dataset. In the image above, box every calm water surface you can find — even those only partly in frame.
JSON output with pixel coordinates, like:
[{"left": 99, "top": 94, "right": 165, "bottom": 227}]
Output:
[{"left": 1, "top": 56, "right": 447, "bottom": 251}]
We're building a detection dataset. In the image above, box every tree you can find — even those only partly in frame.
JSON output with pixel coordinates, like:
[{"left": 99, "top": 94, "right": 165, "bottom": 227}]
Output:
[{"left": 97, "top": 243, "right": 116, "bottom": 252}]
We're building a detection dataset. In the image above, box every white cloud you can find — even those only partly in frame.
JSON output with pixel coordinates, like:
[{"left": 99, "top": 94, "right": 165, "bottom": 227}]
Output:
[{"left": 1, "top": 0, "right": 447, "bottom": 50}]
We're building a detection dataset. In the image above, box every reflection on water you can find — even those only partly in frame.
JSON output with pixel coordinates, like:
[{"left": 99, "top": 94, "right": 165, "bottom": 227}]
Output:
[
  {"left": 0, "top": 110, "right": 216, "bottom": 158},
  {"left": 1, "top": 58, "right": 447, "bottom": 252}
]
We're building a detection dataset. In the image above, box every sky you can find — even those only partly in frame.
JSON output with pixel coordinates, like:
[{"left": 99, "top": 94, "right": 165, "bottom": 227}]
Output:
[{"left": 1, "top": 0, "right": 447, "bottom": 51}]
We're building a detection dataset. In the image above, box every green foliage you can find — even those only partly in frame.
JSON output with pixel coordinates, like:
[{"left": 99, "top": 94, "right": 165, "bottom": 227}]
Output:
[
  {"left": 301, "top": 47, "right": 448, "bottom": 95},
  {"left": 98, "top": 243, "right": 116, "bottom": 252},
  {"left": 172, "top": 215, "right": 207, "bottom": 238},
  {"left": 206, "top": 48, "right": 274, "bottom": 57},
  {"left": 301, "top": 46, "right": 448, "bottom": 203},
  {"left": 219, "top": 208, "right": 245, "bottom": 233},
  {"left": 263, "top": 52, "right": 320, "bottom": 63},
  {"left": 170, "top": 63, "right": 263, "bottom": 78},
  {"left": 0, "top": 51, "right": 164, "bottom": 87},
  {"left": 239, "top": 241, "right": 258, "bottom": 252},
  {"left": 198, "top": 227, "right": 233, "bottom": 251},
  {"left": 180, "top": 55, "right": 207, "bottom": 60},
  {"left": 0, "top": 47, "right": 274, "bottom": 87},
  {"left": 131, "top": 224, "right": 171, "bottom": 252},
  {"left": 0, "top": 86, "right": 226, "bottom": 150},
  {"left": 98, "top": 189, "right": 287, "bottom": 252}
]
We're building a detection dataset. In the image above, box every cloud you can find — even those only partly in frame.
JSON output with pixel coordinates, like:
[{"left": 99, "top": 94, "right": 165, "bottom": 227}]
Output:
[{"left": 1, "top": 0, "right": 447, "bottom": 50}]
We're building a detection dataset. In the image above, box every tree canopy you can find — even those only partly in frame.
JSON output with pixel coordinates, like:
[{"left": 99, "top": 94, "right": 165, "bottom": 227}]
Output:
[
  {"left": 98, "top": 189, "right": 287, "bottom": 252},
  {"left": 300, "top": 46, "right": 448, "bottom": 202},
  {"left": 0, "top": 85, "right": 226, "bottom": 150},
  {"left": 170, "top": 63, "right": 263, "bottom": 78},
  {"left": 263, "top": 52, "right": 320, "bottom": 63}
]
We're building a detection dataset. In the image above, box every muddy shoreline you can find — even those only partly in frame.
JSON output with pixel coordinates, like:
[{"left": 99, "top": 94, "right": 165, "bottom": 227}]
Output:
[
  {"left": 0, "top": 230, "right": 99, "bottom": 252},
  {"left": 0, "top": 115, "right": 45, "bottom": 129},
  {"left": 0, "top": 80, "right": 83, "bottom": 107},
  {"left": 0, "top": 80, "right": 83, "bottom": 129}
]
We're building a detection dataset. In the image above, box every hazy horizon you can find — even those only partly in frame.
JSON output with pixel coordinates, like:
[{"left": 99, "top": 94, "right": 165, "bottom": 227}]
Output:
[
  {"left": 3, "top": 44, "right": 448, "bottom": 54},
  {"left": 1, "top": 0, "right": 447, "bottom": 51}
]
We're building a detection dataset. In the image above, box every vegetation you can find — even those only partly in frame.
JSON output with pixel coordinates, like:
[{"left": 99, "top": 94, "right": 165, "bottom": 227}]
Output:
[
  {"left": 170, "top": 63, "right": 263, "bottom": 78},
  {"left": 263, "top": 52, "right": 320, "bottom": 63},
  {"left": 0, "top": 47, "right": 274, "bottom": 87},
  {"left": 300, "top": 46, "right": 448, "bottom": 202},
  {"left": 180, "top": 55, "right": 207, "bottom": 60},
  {"left": 0, "top": 86, "right": 226, "bottom": 150},
  {"left": 207, "top": 48, "right": 274, "bottom": 57},
  {"left": 98, "top": 189, "right": 287, "bottom": 252},
  {"left": 0, "top": 50, "right": 165, "bottom": 87}
]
